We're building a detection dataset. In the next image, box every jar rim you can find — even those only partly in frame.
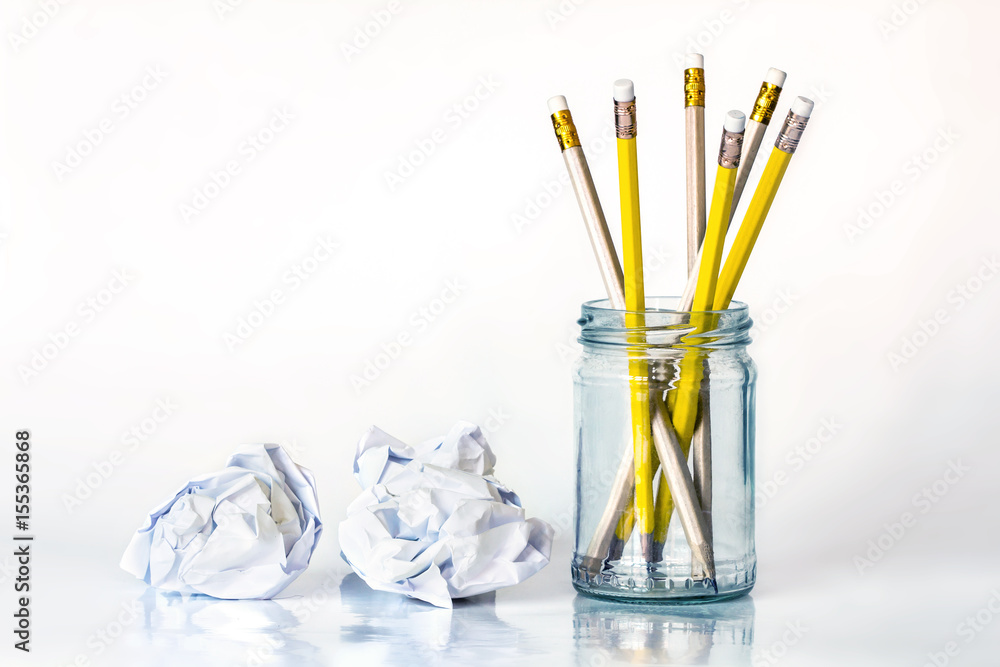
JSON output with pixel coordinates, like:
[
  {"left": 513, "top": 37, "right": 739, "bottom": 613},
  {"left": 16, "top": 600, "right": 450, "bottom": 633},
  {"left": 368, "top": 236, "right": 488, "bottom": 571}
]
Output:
[
  {"left": 582, "top": 296, "right": 748, "bottom": 316},
  {"left": 578, "top": 296, "right": 752, "bottom": 348}
]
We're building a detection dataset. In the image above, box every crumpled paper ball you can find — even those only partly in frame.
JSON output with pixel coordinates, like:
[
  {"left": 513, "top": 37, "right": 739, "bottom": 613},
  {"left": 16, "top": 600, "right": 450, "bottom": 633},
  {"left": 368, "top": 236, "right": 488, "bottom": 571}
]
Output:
[
  {"left": 339, "top": 422, "right": 553, "bottom": 608},
  {"left": 120, "top": 444, "right": 322, "bottom": 599}
]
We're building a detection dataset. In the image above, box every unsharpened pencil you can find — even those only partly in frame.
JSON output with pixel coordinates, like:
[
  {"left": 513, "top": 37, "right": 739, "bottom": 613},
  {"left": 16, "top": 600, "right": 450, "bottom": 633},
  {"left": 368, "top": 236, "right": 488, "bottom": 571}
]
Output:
[
  {"left": 684, "top": 54, "right": 707, "bottom": 273},
  {"left": 731, "top": 68, "right": 786, "bottom": 222},
  {"left": 613, "top": 79, "right": 656, "bottom": 563},
  {"left": 547, "top": 95, "right": 629, "bottom": 572}
]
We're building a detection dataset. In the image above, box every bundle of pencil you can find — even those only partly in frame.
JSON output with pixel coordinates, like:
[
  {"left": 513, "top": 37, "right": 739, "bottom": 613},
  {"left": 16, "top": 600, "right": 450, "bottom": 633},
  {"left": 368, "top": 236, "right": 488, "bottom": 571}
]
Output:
[{"left": 548, "top": 59, "right": 815, "bottom": 587}]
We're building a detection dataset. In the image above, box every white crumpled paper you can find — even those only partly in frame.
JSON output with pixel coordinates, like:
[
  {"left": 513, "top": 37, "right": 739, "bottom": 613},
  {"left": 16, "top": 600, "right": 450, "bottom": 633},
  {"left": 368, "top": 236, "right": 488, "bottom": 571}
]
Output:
[
  {"left": 121, "top": 444, "right": 322, "bottom": 599},
  {"left": 339, "top": 422, "right": 553, "bottom": 608}
]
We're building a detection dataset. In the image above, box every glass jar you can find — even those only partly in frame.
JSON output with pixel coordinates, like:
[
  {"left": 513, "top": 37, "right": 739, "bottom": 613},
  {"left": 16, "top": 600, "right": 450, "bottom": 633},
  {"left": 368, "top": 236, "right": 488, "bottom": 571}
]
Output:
[{"left": 572, "top": 297, "right": 756, "bottom": 602}]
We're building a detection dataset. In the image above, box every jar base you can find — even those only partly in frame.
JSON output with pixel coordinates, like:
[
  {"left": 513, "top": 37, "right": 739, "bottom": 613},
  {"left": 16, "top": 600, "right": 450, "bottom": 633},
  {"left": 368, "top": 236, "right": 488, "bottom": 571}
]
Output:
[{"left": 570, "top": 556, "right": 756, "bottom": 604}]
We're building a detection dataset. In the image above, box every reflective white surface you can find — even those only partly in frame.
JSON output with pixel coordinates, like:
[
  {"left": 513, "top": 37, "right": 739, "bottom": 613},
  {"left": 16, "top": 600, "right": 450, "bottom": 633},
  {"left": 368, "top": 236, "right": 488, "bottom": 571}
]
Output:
[{"left": 24, "top": 541, "right": 1000, "bottom": 666}]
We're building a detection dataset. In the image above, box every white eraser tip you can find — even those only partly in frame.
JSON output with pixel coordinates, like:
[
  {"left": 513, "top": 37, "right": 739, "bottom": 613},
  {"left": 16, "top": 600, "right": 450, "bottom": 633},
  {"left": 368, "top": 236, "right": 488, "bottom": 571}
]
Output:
[
  {"left": 613, "top": 79, "right": 634, "bottom": 102},
  {"left": 765, "top": 67, "right": 786, "bottom": 87},
  {"left": 791, "top": 96, "right": 814, "bottom": 118},
  {"left": 548, "top": 95, "right": 569, "bottom": 114},
  {"left": 685, "top": 53, "right": 704, "bottom": 69},
  {"left": 724, "top": 110, "right": 746, "bottom": 133}
]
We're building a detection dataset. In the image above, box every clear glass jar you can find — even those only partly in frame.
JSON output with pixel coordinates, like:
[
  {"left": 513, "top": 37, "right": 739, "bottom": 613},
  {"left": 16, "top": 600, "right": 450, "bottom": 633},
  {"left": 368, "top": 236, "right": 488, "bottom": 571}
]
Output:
[{"left": 572, "top": 297, "right": 756, "bottom": 603}]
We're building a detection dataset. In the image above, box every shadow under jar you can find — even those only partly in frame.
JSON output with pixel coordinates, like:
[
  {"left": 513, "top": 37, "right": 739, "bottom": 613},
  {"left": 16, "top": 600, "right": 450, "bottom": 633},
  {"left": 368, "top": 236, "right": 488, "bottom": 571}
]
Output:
[{"left": 572, "top": 297, "right": 756, "bottom": 603}]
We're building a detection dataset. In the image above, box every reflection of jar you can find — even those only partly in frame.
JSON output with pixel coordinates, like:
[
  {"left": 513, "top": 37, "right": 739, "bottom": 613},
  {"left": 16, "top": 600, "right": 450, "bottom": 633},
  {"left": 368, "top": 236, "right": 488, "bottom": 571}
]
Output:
[
  {"left": 573, "top": 594, "right": 755, "bottom": 665},
  {"left": 572, "top": 297, "right": 756, "bottom": 602}
]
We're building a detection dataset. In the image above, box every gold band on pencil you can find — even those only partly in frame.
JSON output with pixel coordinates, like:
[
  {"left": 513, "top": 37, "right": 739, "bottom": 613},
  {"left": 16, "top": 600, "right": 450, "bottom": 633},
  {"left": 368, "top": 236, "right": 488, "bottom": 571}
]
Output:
[
  {"left": 684, "top": 68, "right": 705, "bottom": 107},
  {"left": 550, "top": 110, "right": 581, "bottom": 150},
  {"left": 749, "top": 82, "right": 782, "bottom": 124}
]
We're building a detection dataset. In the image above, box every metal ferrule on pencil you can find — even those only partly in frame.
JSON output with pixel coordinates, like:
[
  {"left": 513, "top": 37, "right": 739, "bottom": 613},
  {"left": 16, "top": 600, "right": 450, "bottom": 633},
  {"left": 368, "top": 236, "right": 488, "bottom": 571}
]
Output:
[
  {"left": 749, "top": 82, "right": 782, "bottom": 124},
  {"left": 718, "top": 128, "right": 744, "bottom": 168},
  {"left": 550, "top": 109, "right": 581, "bottom": 151},
  {"left": 684, "top": 68, "right": 705, "bottom": 107},
  {"left": 775, "top": 111, "right": 810, "bottom": 153},
  {"left": 614, "top": 99, "right": 636, "bottom": 139}
]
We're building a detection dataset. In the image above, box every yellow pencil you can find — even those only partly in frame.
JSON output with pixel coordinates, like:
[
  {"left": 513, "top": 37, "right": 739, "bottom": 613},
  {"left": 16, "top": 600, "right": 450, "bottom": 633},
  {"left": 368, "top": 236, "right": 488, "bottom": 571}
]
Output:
[
  {"left": 613, "top": 79, "right": 654, "bottom": 561},
  {"left": 652, "top": 110, "right": 746, "bottom": 554},
  {"left": 696, "top": 110, "right": 746, "bottom": 310},
  {"left": 715, "top": 97, "right": 814, "bottom": 308}
]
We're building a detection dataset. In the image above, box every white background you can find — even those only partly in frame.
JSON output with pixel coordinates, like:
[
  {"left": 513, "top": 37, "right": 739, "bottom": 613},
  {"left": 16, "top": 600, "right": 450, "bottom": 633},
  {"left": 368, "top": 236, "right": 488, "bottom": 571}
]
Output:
[{"left": 1, "top": 0, "right": 998, "bottom": 665}]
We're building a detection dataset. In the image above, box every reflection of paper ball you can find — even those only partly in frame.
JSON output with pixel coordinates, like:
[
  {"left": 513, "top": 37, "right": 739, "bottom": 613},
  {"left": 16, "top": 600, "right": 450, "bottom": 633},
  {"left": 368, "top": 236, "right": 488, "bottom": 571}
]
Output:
[
  {"left": 121, "top": 444, "right": 322, "bottom": 599},
  {"left": 339, "top": 422, "right": 553, "bottom": 608},
  {"left": 131, "top": 590, "right": 325, "bottom": 667}
]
